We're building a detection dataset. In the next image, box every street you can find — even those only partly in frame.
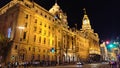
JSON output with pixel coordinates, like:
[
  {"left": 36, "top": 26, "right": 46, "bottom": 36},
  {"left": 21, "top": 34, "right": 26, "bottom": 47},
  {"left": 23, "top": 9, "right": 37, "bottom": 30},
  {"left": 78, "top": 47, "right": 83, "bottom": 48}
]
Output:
[
  {"left": 1, "top": 62, "right": 119, "bottom": 68},
  {"left": 28, "top": 63, "right": 117, "bottom": 68}
]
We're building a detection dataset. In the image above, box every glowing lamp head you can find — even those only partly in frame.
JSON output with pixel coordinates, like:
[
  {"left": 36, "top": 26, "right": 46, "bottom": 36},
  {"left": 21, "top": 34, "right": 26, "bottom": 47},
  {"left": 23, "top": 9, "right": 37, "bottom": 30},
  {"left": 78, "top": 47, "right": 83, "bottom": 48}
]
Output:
[
  {"left": 106, "top": 41, "right": 109, "bottom": 44},
  {"left": 109, "top": 44, "right": 114, "bottom": 48}
]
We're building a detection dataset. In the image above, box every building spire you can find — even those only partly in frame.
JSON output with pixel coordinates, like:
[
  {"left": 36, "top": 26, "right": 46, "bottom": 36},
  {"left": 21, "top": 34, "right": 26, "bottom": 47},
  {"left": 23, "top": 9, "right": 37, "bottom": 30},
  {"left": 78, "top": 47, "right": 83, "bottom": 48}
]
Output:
[
  {"left": 32, "top": 0, "right": 34, "bottom": 2},
  {"left": 83, "top": 8, "right": 87, "bottom": 15},
  {"left": 55, "top": 0, "right": 58, "bottom": 5},
  {"left": 81, "top": 8, "right": 92, "bottom": 30},
  {"left": 55, "top": 0, "right": 57, "bottom": 3}
]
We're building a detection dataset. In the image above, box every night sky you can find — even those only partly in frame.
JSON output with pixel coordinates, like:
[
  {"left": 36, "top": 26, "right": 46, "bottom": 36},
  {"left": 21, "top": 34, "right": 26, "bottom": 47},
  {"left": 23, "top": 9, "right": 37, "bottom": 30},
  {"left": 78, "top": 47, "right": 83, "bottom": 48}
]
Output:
[{"left": 0, "top": 0, "right": 120, "bottom": 42}]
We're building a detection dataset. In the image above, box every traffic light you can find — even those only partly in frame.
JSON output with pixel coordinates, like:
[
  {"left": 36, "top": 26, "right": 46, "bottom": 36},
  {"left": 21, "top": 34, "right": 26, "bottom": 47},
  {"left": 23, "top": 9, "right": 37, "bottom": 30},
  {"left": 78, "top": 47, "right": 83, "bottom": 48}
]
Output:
[
  {"left": 106, "top": 41, "right": 110, "bottom": 44},
  {"left": 106, "top": 43, "right": 115, "bottom": 51},
  {"left": 109, "top": 44, "right": 114, "bottom": 48},
  {"left": 50, "top": 48, "right": 55, "bottom": 53}
]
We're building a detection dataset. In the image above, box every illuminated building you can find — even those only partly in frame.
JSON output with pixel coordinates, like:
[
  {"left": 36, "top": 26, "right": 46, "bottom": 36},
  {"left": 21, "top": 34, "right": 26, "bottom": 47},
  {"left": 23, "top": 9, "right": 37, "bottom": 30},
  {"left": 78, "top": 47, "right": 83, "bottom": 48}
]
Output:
[
  {"left": 80, "top": 8, "right": 100, "bottom": 62},
  {"left": 0, "top": 0, "right": 100, "bottom": 64},
  {"left": 100, "top": 42, "right": 108, "bottom": 61},
  {"left": 100, "top": 41, "right": 120, "bottom": 61}
]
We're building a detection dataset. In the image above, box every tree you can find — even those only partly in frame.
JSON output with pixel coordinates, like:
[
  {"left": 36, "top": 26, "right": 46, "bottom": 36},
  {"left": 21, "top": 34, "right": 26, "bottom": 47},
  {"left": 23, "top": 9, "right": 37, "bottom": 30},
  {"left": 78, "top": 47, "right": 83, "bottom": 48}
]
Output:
[
  {"left": 0, "top": 33, "right": 7, "bottom": 54},
  {"left": 0, "top": 33, "right": 13, "bottom": 62}
]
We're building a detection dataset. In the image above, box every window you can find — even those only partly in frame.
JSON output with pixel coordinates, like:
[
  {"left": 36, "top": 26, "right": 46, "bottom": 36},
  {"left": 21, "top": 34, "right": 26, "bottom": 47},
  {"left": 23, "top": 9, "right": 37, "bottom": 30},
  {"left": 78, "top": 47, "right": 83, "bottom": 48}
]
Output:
[
  {"left": 32, "top": 54, "right": 34, "bottom": 60},
  {"left": 25, "top": 3, "right": 31, "bottom": 8},
  {"left": 48, "top": 39, "right": 50, "bottom": 45},
  {"left": 52, "top": 56, "right": 54, "bottom": 60},
  {"left": 15, "top": 45, "right": 17, "bottom": 49},
  {"left": 38, "top": 54, "right": 40, "bottom": 60},
  {"left": 52, "top": 27, "right": 54, "bottom": 31},
  {"left": 44, "top": 38, "right": 46, "bottom": 44},
  {"left": 43, "top": 55, "right": 45, "bottom": 60},
  {"left": 29, "top": 47, "right": 31, "bottom": 51},
  {"left": 45, "top": 15, "right": 47, "bottom": 18},
  {"left": 43, "top": 50, "right": 45, "bottom": 52},
  {"left": 47, "top": 50, "right": 49, "bottom": 53},
  {"left": 7, "top": 28, "right": 11, "bottom": 38},
  {"left": 52, "top": 40, "right": 54, "bottom": 46},
  {"left": 48, "top": 32, "right": 50, "bottom": 36},
  {"left": 72, "top": 41, "right": 74, "bottom": 50},
  {"left": 25, "top": 23, "right": 27, "bottom": 27},
  {"left": 39, "top": 29, "right": 42, "bottom": 34},
  {"left": 53, "top": 19, "right": 54, "bottom": 22},
  {"left": 39, "top": 49, "right": 41, "bottom": 52},
  {"left": 64, "top": 44, "right": 65, "bottom": 48},
  {"left": 25, "top": 14, "right": 28, "bottom": 19},
  {"left": 34, "top": 26, "right": 37, "bottom": 32},
  {"left": 44, "top": 24, "right": 46, "bottom": 27},
  {"left": 33, "top": 47, "right": 35, "bottom": 52},
  {"left": 52, "top": 33, "right": 54, "bottom": 37},
  {"left": 23, "top": 32, "right": 26, "bottom": 39},
  {"left": 41, "top": 13, "right": 43, "bottom": 15},
  {"left": 58, "top": 30, "right": 60, "bottom": 33},
  {"left": 44, "top": 30, "right": 46, "bottom": 35},
  {"left": 33, "top": 35, "right": 36, "bottom": 42},
  {"left": 35, "top": 19, "right": 37, "bottom": 23},
  {"left": 49, "top": 17, "right": 51, "bottom": 20},
  {"left": 40, "top": 22, "right": 42, "bottom": 25},
  {"left": 49, "top": 26, "right": 50, "bottom": 29},
  {"left": 22, "top": 54, "right": 25, "bottom": 60},
  {"left": 36, "top": 10, "right": 38, "bottom": 13},
  {"left": 47, "top": 55, "right": 50, "bottom": 60},
  {"left": 58, "top": 41, "right": 60, "bottom": 47},
  {"left": 72, "top": 41, "right": 74, "bottom": 46},
  {"left": 39, "top": 36, "right": 41, "bottom": 43},
  {"left": 54, "top": 15, "right": 58, "bottom": 20}
]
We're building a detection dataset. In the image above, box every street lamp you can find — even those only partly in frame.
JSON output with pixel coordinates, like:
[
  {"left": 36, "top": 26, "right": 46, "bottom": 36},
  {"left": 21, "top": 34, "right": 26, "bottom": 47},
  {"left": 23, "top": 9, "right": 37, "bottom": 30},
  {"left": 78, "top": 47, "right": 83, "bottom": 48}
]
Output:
[
  {"left": 18, "top": 26, "right": 25, "bottom": 41},
  {"left": 18, "top": 26, "right": 25, "bottom": 30}
]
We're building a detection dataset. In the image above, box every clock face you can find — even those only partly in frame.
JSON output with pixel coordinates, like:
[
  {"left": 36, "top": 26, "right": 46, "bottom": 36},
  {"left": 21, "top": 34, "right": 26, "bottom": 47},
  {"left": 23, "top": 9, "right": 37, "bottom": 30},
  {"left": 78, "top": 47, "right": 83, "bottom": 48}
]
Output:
[{"left": 83, "top": 19, "right": 87, "bottom": 24}]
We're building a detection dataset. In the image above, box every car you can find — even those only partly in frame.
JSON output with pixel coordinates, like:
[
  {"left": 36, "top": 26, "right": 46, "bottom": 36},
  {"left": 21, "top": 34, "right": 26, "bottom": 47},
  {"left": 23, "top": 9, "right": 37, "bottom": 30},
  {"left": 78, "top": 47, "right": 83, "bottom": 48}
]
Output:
[
  {"left": 109, "top": 61, "right": 116, "bottom": 65},
  {"left": 101, "top": 61, "right": 109, "bottom": 64},
  {"left": 76, "top": 62, "right": 84, "bottom": 65}
]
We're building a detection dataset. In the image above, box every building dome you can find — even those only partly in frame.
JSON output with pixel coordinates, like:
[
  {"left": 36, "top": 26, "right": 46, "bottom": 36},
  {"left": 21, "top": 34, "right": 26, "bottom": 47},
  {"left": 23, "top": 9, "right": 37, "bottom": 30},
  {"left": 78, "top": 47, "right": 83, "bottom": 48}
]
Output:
[{"left": 49, "top": 3, "right": 60, "bottom": 15}]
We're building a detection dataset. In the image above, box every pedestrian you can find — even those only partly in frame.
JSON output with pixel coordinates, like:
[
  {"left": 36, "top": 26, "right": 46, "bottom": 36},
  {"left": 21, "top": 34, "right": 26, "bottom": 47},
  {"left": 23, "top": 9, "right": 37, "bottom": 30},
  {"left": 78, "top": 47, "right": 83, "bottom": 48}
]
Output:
[
  {"left": 0, "top": 63, "right": 2, "bottom": 68},
  {"left": 113, "top": 61, "right": 117, "bottom": 68},
  {"left": 109, "top": 61, "right": 112, "bottom": 67}
]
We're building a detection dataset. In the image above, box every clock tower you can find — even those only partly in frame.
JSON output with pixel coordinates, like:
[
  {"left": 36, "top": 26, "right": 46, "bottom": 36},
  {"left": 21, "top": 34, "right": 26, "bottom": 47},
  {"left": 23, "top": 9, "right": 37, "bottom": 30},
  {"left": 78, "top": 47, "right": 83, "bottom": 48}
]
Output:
[
  {"left": 80, "top": 8, "right": 100, "bottom": 62},
  {"left": 81, "top": 8, "right": 92, "bottom": 31}
]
